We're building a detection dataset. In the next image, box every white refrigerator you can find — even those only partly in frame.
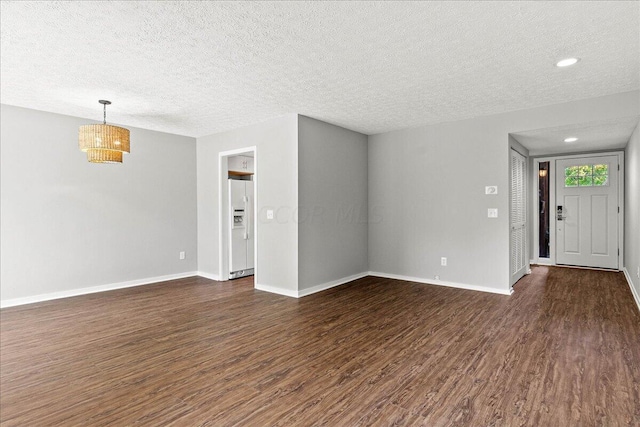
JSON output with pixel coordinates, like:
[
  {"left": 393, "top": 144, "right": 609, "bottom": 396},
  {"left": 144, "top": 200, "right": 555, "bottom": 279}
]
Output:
[{"left": 229, "top": 179, "right": 254, "bottom": 279}]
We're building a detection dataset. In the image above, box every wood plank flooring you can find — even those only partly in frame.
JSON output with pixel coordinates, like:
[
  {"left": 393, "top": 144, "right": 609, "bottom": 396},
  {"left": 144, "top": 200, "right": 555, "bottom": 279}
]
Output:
[{"left": 1, "top": 266, "right": 639, "bottom": 426}]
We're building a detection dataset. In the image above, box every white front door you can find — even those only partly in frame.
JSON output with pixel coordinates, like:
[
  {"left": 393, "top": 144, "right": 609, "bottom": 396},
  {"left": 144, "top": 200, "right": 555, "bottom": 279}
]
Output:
[{"left": 556, "top": 155, "right": 619, "bottom": 269}]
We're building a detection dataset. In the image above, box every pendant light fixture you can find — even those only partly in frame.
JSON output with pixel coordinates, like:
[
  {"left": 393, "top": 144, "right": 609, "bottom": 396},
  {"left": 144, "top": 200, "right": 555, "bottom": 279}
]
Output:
[{"left": 79, "top": 100, "right": 130, "bottom": 163}]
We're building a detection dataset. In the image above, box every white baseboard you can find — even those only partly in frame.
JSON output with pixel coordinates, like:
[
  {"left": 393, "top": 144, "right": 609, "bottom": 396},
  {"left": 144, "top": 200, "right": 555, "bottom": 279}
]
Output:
[
  {"left": 623, "top": 267, "right": 640, "bottom": 314},
  {"left": 255, "top": 272, "right": 369, "bottom": 299},
  {"left": 258, "top": 272, "right": 512, "bottom": 298},
  {"left": 197, "top": 271, "right": 221, "bottom": 281},
  {"left": 0, "top": 269, "right": 514, "bottom": 308},
  {"left": 0, "top": 271, "right": 199, "bottom": 309},
  {"left": 254, "top": 283, "right": 298, "bottom": 298},
  {"left": 298, "top": 272, "right": 369, "bottom": 297},
  {"left": 368, "top": 271, "right": 513, "bottom": 296},
  {"left": 531, "top": 260, "right": 554, "bottom": 266}
]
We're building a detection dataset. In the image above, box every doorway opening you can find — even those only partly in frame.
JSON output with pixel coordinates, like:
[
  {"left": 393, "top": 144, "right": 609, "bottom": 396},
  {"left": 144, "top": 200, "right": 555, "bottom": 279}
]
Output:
[
  {"left": 218, "top": 147, "right": 258, "bottom": 282},
  {"left": 532, "top": 152, "right": 623, "bottom": 269}
]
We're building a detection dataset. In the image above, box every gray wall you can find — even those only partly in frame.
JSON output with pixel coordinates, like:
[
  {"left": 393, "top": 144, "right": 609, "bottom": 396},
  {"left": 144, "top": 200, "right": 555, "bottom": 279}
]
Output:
[
  {"left": 368, "top": 91, "right": 640, "bottom": 293},
  {"left": 196, "top": 114, "right": 299, "bottom": 293},
  {"left": 0, "top": 104, "right": 197, "bottom": 302},
  {"left": 298, "top": 116, "right": 368, "bottom": 290},
  {"left": 625, "top": 122, "right": 640, "bottom": 304},
  {"left": 3, "top": 92, "right": 638, "bottom": 304}
]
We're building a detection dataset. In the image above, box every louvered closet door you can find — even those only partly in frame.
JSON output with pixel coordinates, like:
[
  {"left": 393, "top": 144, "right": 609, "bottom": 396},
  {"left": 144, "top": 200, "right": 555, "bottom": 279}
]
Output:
[{"left": 510, "top": 149, "right": 527, "bottom": 285}]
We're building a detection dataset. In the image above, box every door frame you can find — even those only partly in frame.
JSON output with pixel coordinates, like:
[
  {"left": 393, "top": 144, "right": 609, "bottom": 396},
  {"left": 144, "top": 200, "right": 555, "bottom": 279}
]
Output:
[
  {"left": 531, "top": 151, "right": 624, "bottom": 269},
  {"left": 218, "top": 146, "right": 258, "bottom": 282}
]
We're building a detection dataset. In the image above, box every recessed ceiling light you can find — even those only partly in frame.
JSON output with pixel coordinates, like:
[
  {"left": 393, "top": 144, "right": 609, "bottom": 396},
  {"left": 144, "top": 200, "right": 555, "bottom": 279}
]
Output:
[
  {"left": 556, "top": 58, "right": 580, "bottom": 67},
  {"left": 564, "top": 137, "right": 578, "bottom": 143}
]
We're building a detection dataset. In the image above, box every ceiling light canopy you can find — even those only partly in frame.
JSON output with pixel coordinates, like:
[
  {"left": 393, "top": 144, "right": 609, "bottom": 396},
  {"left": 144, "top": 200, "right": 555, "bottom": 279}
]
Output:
[
  {"left": 556, "top": 57, "right": 580, "bottom": 67},
  {"left": 78, "top": 100, "right": 130, "bottom": 163},
  {"left": 564, "top": 137, "right": 578, "bottom": 143}
]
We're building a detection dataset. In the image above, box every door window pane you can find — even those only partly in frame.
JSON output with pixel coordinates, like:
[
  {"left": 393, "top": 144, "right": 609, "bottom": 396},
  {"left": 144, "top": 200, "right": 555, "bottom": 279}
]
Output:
[
  {"left": 578, "top": 165, "right": 592, "bottom": 177},
  {"left": 579, "top": 175, "right": 593, "bottom": 186},
  {"left": 593, "top": 175, "right": 608, "bottom": 186},
  {"left": 565, "top": 176, "right": 578, "bottom": 187},
  {"left": 593, "top": 164, "right": 608, "bottom": 176},
  {"left": 565, "top": 166, "right": 579, "bottom": 176}
]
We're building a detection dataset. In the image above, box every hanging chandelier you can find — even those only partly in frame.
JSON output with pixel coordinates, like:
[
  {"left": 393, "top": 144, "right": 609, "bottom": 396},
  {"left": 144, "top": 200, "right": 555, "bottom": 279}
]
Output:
[{"left": 79, "top": 100, "right": 130, "bottom": 163}]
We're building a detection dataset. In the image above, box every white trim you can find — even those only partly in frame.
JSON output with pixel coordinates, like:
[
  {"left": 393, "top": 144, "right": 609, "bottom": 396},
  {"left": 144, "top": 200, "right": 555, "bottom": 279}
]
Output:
[
  {"left": 530, "top": 259, "right": 554, "bottom": 266},
  {"left": 197, "top": 271, "right": 221, "bottom": 281},
  {"left": 0, "top": 271, "right": 199, "bottom": 309},
  {"left": 254, "top": 283, "right": 298, "bottom": 298},
  {"left": 618, "top": 152, "right": 625, "bottom": 270},
  {"left": 298, "top": 272, "right": 369, "bottom": 297},
  {"left": 550, "top": 264, "right": 618, "bottom": 273},
  {"left": 623, "top": 268, "right": 640, "bottom": 313},
  {"left": 255, "top": 272, "right": 369, "bottom": 298},
  {"left": 369, "top": 271, "right": 513, "bottom": 296}
]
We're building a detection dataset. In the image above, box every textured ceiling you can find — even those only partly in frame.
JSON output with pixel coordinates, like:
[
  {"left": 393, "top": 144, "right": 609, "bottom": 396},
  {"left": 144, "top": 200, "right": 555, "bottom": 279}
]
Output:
[
  {"left": 512, "top": 116, "right": 640, "bottom": 156},
  {"left": 1, "top": 1, "right": 638, "bottom": 137}
]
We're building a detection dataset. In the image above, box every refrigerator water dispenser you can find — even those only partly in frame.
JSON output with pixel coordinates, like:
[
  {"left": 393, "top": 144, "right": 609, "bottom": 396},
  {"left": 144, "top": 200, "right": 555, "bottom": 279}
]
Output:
[{"left": 232, "top": 209, "right": 245, "bottom": 228}]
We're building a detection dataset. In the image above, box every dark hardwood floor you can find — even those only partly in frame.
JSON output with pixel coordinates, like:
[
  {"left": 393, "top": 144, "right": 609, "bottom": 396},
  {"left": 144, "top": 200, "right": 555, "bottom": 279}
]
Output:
[{"left": 1, "top": 266, "right": 639, "bottom": 426}]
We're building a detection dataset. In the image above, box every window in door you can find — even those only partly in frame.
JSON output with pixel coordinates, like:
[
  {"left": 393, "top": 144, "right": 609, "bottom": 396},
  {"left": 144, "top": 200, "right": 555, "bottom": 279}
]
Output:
[{"left": 564, "top": 164, "right": 609, "bottom": 187}]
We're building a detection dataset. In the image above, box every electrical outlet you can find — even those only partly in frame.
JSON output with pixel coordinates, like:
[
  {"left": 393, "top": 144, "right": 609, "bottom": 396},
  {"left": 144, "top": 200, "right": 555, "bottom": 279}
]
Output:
[
  {"left": 435, "top": 275, "right": 440, "bottom": 280},
  {"left": 441, "top": 257, "right": 447, "bottom": 266},
  {"left": 637, "top": 266, "right": 639, "bottom": 279},
  {"left": 179, "top": 251, "right": 185, "bottom": 260},
  {"left": 266, "top": 209, "right": 274, "bottom": 220},
  {"left": 488, "top": 208, "right": 498, "bottom": 218}
]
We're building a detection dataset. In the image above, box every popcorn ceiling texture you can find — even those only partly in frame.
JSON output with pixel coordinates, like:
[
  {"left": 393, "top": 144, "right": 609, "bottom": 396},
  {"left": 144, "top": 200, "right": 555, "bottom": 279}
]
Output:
[{"left": 0, "top": 1, "right": 638, "bottom": 137}]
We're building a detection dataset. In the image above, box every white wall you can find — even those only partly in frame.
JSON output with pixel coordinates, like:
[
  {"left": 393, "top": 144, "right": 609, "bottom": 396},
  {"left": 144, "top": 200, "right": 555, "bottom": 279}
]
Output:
[
  {"left": 0, "top": 105, "right": 197, "bottom": 304},
  {"left": 196, "top": 114, "right": 299, "bottom": 294},
  {"left": 625, "top": 122, "right": 640, "bottom": 308},
  {"left": 368, "top": 91, "right": 640, "bottom": 293},
  {"left": 298, "top": 116, "right": 368, "bottom": 290}
]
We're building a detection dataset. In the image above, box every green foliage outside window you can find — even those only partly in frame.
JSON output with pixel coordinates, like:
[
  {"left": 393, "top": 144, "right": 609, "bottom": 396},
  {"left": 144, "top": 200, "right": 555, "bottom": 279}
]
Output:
[{"left": 564, "top": 164, "right": 608, "bottom": 187}]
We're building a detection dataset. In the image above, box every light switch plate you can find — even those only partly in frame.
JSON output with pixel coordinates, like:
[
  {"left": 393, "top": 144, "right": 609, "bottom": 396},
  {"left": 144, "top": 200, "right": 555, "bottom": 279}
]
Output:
[
  {"left": 488, "top": 208, "right": 498, "bottom": 218},
  {"left": 485, "top": 186, "right": 498, "bottom": 195}
]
